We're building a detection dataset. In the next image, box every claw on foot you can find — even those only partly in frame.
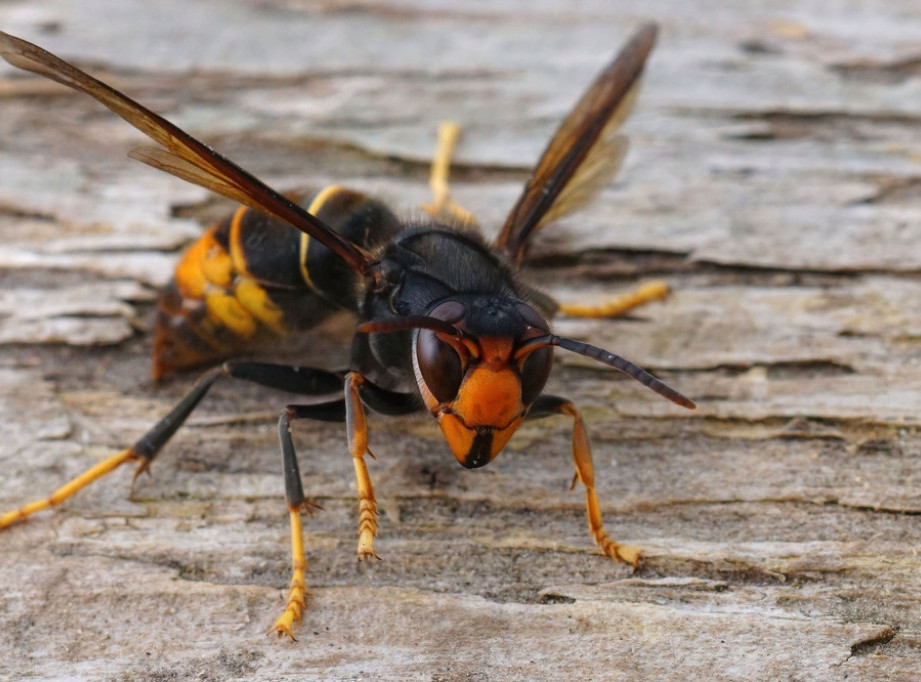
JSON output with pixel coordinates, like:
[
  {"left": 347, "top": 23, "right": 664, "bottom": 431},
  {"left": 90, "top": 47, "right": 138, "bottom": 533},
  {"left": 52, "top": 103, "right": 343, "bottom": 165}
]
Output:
[
  {"left": 357, "top": 545, "right": 381, "bottom": 561},
  {"left": 129, "top": 457, "right": 152, "bottom": 497},
  {"left": 269, "top": 507, "right": 309, "bottom": 639},
  {"left": 356, "top": 526, "right": 380, "bottom": 561},
  {"left": 599, "top": 538, "right": 642, "bottom": 568},
  {"left": 269, "top": 568, "right": 307, "bottom": 640}
]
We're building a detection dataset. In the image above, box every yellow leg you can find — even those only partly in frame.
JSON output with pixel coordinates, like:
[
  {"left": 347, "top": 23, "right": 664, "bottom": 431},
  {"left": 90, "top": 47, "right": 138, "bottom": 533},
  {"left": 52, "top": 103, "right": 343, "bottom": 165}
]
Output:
[
  {"left": 557, "top": 280, "right": 669, "bottom": 319},
  {"left": 420, "top": 121, "right": 478, "bottom": 227},
  {"left": 561, "top": 401, "right": 641, "bottom": 566},
  {"left": 1, "top": 367, "right": 226, "bottom": 530},
  {"left": 269, "top": 506, "right": 309, "bottom": 639},
  {"left": 0, "top": 448, "right": 139, "bottom": 530},
  {"left": 345, "top": 372, "right": 380, "bottom": 559}
]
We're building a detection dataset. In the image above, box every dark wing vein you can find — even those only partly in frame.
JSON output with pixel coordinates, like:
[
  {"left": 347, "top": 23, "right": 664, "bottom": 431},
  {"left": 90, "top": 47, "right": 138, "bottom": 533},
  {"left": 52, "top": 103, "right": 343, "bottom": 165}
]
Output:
[
  {"left": 0, "top": 31, "right": 373, "bottom": 275},
  {"left": 495, "top": 23, "right": 657, "bottom": 264}
]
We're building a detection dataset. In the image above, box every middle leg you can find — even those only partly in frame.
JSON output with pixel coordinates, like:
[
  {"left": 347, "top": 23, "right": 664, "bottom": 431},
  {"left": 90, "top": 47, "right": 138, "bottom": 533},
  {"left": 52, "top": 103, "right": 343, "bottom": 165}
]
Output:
[{"left": 556, "top": 280, "right": 669, "bottom": 319}]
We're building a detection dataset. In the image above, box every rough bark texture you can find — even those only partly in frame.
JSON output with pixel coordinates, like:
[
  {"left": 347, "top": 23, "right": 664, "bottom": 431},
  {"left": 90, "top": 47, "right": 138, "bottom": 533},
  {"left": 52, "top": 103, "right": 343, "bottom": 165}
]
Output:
[{"left": 1, "top": 1, "right": 920, "bottom": 680}]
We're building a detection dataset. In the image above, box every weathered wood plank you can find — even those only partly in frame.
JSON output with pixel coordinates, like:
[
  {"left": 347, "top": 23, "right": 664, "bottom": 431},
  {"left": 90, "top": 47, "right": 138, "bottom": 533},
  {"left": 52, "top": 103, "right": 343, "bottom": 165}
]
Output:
[{"left": 1, "top": 1, "right": 919, "bottom": 680}]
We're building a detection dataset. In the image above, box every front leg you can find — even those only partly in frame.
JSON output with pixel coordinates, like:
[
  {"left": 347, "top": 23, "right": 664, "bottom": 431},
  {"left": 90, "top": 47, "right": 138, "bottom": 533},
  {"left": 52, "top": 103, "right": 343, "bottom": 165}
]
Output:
[
  {"left": 530, "top": 394, "right": 642, "bottom": 567},
  {"left": 345, "top": 372, "right": 380, "bottom": 560}
]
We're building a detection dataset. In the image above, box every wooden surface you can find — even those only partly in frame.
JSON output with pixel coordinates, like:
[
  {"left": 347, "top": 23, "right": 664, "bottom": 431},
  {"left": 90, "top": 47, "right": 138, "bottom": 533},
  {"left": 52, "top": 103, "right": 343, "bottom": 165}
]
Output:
[{"left": 1, "top": 1, "right": 920, "bottom": 680}]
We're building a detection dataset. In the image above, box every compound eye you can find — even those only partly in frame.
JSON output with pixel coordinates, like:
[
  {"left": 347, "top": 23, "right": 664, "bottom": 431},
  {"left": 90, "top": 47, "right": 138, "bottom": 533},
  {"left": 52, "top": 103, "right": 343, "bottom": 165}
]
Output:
[
  {"left": 515, "top": 302, "right": 551, "bottom": 333},
  {"left": 514, "top": 302, "right": 552, "bottom": 405},
  {"left": 417, "top": 329, "right": 464, "bottom": 403},
  {"left": 519, "top": 345, "right": 553, "bottom": 405}
]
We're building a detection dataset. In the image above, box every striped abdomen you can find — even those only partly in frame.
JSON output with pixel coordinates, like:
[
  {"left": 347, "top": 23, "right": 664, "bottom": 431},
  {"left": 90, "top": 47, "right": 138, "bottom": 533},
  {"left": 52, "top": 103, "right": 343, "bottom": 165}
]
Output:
[{"left": 152, "top": 186, "right": 401, "bottom": 379}]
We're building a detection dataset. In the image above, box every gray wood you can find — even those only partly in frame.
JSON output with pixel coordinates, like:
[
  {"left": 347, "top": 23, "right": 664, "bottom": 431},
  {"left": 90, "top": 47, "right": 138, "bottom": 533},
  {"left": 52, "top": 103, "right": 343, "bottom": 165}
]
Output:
[{"left": 1, "top": 1, "right": 919, "bottom": 680}]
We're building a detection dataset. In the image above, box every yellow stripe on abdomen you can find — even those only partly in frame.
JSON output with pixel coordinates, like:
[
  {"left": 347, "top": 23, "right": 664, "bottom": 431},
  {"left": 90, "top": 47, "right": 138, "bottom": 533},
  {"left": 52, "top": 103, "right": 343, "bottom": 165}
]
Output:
[
  {"left": 298, "top": 185, "right": 346, "bottom": 289},
  {"left": 204, "top": 290, "right": 259, "bottom": 340},
  {"left": 233, "top": 276, "right": 287, "bottom": 334}
]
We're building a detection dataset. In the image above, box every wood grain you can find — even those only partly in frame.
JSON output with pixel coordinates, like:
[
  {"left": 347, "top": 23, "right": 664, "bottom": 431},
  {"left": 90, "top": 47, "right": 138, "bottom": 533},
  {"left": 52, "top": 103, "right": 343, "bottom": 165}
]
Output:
[{"left": 1, "top": 1, "right": 919, "bottom": 680}]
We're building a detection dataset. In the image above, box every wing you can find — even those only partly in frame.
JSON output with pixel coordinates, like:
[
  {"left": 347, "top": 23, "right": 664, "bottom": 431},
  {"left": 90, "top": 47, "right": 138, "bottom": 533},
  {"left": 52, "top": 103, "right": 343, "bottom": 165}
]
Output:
[
  {"left": 0, "top": 31, "right": 374, "bottom": 276},
  {"left": 494, "top": 23, "right": 657, "bottom": 264}
]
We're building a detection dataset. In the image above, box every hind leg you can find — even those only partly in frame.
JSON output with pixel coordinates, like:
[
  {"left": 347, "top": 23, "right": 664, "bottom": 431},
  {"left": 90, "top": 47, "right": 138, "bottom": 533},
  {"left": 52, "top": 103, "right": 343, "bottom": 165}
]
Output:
[{"left": 420, "top": 121, "right": 478, "bottom": 226}]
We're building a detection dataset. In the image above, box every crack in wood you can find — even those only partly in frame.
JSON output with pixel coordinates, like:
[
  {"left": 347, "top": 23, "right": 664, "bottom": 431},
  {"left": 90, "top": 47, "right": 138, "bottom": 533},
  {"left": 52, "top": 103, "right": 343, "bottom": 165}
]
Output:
[
  {"left": 831, "top": 53, "right": 921, "bottom": 84},
  {"left": 848, "top": 626, "right": 897, "bottom": 657},
  {"left": 851, "top": 176, "right": 921, "bottom": 206}
]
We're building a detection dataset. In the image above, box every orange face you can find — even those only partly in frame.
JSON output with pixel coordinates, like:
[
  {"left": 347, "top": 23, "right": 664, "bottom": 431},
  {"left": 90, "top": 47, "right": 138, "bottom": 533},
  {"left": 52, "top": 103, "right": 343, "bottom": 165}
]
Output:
[
  {"left": 413, "top": 307, "right": 553, "bottom": 468},
  {"left": 420, "top": 336, "right": 527, "bottom": 467}
]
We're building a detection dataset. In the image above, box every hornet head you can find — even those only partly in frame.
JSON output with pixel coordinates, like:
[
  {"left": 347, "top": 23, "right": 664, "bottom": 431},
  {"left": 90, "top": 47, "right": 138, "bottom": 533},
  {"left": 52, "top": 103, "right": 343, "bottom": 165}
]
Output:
[{"left": 359, "top": 294, "right": 694, "bottom": 469}]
